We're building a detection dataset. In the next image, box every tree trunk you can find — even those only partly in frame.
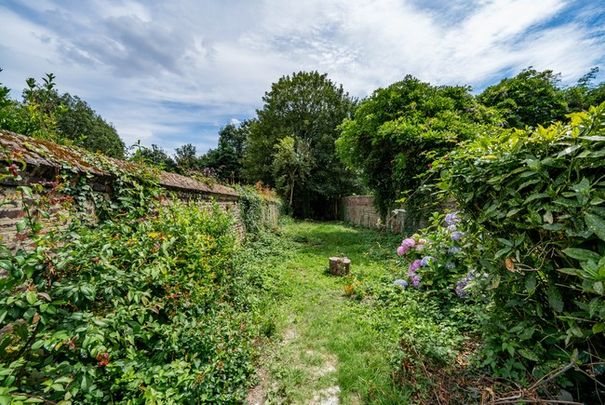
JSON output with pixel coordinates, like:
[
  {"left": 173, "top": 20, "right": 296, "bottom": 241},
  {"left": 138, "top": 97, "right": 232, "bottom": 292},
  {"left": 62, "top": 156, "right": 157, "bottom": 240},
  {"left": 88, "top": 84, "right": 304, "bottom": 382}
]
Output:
[{"left": 329, "top": 257, "right": 351, "bottom": 276}]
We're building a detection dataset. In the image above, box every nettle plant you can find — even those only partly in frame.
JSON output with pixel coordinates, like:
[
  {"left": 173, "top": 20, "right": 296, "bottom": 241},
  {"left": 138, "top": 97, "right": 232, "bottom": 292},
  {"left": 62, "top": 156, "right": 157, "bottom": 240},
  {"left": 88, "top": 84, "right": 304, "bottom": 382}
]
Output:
[
  {"left": 440, "top": 103, "right": 605, "bottom": 389},
  {"left": 0, "top": 154, "right": 255, "bottom": 403}
]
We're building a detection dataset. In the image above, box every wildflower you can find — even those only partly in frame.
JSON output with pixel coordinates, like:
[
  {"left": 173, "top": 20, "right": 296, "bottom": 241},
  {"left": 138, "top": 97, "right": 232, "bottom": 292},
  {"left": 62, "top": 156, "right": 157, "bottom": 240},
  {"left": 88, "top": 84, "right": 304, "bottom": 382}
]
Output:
[
  {"left": 451, "top": 231, "right": 464, "bottom": 241},
  {"left": 446, "top": 262, "right": 456, "bottom": 270},
  {"left": 415, "top": 244, "right": 424, "bottom": 252},
  {"left": 410, "top": 274, "right": 421, "bottom": 288},
  {"left": 396, "top": 245, "right": 407, "bottom": 256},
  {"left": 447, "top": 224, "right": 457, "bottom": 232},
  {"left": 445, "top": 212, "right": 460, "bottom": 226},
  {"left": 420, "top": 256, "right": 433, "bottom": 267},
  {"left": 505, "top": 257, "right": 515, "bottom": 272},
  {"left": 393, "top": 279, "right": 408, "bottom": 288},
  {"left": 448, "top": 246, "right": 461, "bottom": 255},
  {"left": 408, "top": 259, "right": 422, "bottom": 273}
]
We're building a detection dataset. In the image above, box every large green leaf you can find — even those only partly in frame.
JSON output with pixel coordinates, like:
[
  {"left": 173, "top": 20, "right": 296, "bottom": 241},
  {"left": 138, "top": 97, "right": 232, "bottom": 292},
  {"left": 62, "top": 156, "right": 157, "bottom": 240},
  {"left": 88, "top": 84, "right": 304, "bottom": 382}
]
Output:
[
  {"left": 562, "top": 247, "right": 601, "bottom": 262},
  {"left": 585, "top": 212, "right": 605, "bottom": 241},
  {"left": 547, "top": 285, "right": 564, "bottom": 312}
]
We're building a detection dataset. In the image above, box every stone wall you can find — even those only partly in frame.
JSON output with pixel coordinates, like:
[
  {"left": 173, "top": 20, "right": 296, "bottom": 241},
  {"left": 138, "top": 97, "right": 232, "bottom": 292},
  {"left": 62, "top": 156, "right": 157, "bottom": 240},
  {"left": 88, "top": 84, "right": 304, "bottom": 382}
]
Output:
[{"left": 0, "top": 130, "right": 278, "bottom": 248}]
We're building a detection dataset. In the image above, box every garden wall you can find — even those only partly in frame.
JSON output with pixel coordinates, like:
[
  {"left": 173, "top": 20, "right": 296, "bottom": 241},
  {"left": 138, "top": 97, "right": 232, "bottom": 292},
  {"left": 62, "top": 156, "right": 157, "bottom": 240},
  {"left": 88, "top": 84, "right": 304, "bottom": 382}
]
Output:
[
  {"left": 340, "top": 195, "right": 408, "bottom": 233},
  {"left": 0, "top": 130, "right": 278, "bottom": 247}
]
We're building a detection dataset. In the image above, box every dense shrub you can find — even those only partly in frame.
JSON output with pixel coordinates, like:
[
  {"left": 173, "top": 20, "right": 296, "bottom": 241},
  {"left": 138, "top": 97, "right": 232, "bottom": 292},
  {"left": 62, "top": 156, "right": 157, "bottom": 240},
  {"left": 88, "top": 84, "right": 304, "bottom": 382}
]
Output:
[
  {"left": 0, "top": 162, "right": 258, "bottom": 403},
  {"left": 438, "top": 103, "right": 605, "bottom": 393}
]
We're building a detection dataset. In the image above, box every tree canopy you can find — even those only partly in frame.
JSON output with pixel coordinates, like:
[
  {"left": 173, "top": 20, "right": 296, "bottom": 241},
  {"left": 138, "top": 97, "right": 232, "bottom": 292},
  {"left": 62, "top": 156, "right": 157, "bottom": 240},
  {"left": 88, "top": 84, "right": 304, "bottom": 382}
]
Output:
[
  {"left": 478, "top": 68, "right": 567, "bottom": 128},
  {"left": 337, "top": 75, "right": 500, "bottom": 217},
  {"left": 0, "top": 72, "right": 125, "bottom": 158},
  {"left": 243, "top": 71, "right": 359, "bottom": 217}
]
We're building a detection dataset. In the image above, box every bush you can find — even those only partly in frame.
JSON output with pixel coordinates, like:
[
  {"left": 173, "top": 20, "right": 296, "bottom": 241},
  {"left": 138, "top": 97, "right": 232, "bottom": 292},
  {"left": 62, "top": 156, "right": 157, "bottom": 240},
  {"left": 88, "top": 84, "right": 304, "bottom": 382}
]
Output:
[
  {"left": 439, "top": 103, "right": 605, "bottom": 392},
  {"left": 0, "top": 161, "right": 258, "bottom": 403}
]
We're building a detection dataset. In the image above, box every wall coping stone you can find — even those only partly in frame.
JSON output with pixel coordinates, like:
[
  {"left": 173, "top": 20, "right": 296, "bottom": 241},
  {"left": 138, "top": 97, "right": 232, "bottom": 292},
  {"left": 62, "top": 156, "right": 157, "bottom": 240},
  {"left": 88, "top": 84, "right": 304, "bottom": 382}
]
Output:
[{"left": 0, "top": 130, "right": 238, "bottom": 200}]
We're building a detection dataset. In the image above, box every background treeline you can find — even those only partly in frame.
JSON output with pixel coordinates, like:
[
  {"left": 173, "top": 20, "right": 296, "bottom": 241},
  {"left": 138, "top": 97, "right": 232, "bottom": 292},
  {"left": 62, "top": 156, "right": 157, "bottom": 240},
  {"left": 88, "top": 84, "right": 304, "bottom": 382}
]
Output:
[{"left": 2, "top": 67, "right": 605, "bottom": 218}]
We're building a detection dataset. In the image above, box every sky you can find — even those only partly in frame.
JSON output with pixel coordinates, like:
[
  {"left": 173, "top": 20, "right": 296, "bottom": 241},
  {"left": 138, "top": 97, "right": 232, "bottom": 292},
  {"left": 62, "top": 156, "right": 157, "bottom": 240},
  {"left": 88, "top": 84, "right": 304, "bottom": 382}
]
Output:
[{"left": 0, "top": 0, "right": 604, "bottom": 155}]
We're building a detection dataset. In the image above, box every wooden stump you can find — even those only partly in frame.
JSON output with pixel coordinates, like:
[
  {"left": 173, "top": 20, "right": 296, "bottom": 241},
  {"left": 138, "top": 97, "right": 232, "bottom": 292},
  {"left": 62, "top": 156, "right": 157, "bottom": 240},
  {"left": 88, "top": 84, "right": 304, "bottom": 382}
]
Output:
[{"left": 329, "top": 257, "right": 351, "bottom": 276}]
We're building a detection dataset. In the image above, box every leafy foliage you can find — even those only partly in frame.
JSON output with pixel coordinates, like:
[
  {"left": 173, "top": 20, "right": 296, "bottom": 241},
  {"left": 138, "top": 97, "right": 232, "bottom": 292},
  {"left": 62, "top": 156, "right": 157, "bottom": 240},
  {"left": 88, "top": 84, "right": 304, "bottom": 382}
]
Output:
[
  {"left": 271, "top": 136, "right": 313, "bottom": 210},
  {"left": 337, "top": 75, "right": 499, "bottom": 217},
  {"left": 478, "top": 68, "right": 568, "bottom": 129},
  {"left": 0, "top": 72, "right": 125, "bottom": 158},
  {"left": 243, "top": 71, "right": 359, "bottom": 218},
  {"left": 437, "top": 103, "right": 605, "bottom": 397},
  {"left": 201, "top": 121, "right": 250, "bottom": 183},
  {"left": 0, "top": 158, "right": 260, "bottom": 403}
]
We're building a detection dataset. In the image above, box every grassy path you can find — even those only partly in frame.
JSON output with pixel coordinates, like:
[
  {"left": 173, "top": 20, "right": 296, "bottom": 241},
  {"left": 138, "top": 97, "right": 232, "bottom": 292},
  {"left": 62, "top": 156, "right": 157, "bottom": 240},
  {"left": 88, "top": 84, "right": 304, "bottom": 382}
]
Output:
[{"left": 248, "top": 221, "right": 410, "bottom": 404}]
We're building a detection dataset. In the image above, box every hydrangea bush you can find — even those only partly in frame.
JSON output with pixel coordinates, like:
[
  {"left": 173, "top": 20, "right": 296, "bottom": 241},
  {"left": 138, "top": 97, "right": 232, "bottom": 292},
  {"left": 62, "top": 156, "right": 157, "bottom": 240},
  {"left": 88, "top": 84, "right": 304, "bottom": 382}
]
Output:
[
  {"left": 435, "top": 103, "right": 605, "bottom": 395},
  {"left": 394, "top": 211, "right": 482, "bottom": 300}
]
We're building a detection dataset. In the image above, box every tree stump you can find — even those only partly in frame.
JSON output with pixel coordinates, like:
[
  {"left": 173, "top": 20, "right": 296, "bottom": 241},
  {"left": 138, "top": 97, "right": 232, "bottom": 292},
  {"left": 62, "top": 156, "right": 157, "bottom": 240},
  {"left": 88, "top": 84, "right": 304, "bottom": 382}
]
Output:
[{"left": 329, "top": 257, "right": 351, "bottom": 276}]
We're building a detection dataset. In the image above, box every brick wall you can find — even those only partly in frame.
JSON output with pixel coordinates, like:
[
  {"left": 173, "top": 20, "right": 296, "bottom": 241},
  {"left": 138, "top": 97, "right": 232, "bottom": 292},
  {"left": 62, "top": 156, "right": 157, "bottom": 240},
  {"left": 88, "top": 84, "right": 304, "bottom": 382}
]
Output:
[
  {"left": 340, "top": 195, "right": 413, "bottom": 234},
  {"left": 0, "top": 130, "right": 278, "bottom": 248}
]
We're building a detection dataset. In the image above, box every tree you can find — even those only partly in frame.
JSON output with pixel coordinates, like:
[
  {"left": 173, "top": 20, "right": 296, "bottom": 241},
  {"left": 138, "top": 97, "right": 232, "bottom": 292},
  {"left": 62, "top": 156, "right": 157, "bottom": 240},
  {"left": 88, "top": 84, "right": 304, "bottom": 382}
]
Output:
[
  {"left": 0, "top": 72, "right": 125, "bottom": 158},
  {"left": 243, "top": 71, "right": 358, "bottom": 218},
  {"left": 564, "top": 67, "right": 605, "bottom": 112},
  {"left": 200, "top": 120, "right": 250, "bottom": 183},
  {"left": 272, "top": 136, "right": 313, "bottom": 209},
  {"left": 174, "top": 143, "right": 199, "bottom": 173},
  {"left": 130, "top": 143, "right": 176, "bottom": 171},
  {"left": 337, "top": 75, "right": 500, "bottom": 217},
  {"left": 56, "top": 94, "right": 125, "bottom": 158},
  {"left": 478, "top": 68, "right": 567, "bottom": 128}
]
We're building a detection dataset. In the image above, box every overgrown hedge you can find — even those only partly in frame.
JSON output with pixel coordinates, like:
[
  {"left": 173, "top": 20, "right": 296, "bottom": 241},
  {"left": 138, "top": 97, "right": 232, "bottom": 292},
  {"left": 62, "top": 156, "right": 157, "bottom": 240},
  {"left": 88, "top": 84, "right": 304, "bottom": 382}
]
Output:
[
  {"left": 0, "top": 159, "right": 259, "bottom": 403},
  {"left": 439, "top": 103, "right": 605, "bottom": 392}
]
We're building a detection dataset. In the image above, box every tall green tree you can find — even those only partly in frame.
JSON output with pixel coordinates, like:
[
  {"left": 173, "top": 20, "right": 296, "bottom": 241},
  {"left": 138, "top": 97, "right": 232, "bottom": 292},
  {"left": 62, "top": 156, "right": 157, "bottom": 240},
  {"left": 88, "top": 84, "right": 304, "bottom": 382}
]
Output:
[
  {"left": 243, "top": 71, "right": 358, "bottom": 217},
  {"left": 56, "top": 94, "right": 125, "bottom": 158},
  {"left": 272, "top": 136, "right": 313, "bottom": 209},
  {"left": 337, "top": 75, "right": 499, "bottom": 217},
  {"left": 174, "top": 143, "right": 199, "bottom": 173},
  {"left": 130, "top": 143, "right": 176, "bottom": 171},
  {"left": 200, "top": 120, "right": 250, "bottom": 183},
  {"left": 478, "top": 68, "right": 567, "bottom": 128},
  {"left": 0, "top": 72, "right": 125, "bottom": 158},
  {"left": 564, "top": 67, "right": 605, "bottom": 112}
]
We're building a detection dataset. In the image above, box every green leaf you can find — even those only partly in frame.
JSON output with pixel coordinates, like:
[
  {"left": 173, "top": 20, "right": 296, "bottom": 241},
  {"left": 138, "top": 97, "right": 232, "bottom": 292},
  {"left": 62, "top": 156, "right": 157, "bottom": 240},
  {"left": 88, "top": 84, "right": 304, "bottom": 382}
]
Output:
[
  {"left": 25, "top": 291, "right": 37, "bottom": 305},
  {"left": 562, "top": 248, "right": 601, "bottom": 262},
  {"left": 525, "top": 273, "right": 537, "bottom": 293},
  {"left": 594, "top": 281, "right": 604, "bottom": 295},
  {"left": 547, "top": 286, "right": 564, "bottom": 312},
  {"left": 593, "top": 323, "right": 605, "bottom": 334},
  {"left": 585, "top": 212, "right": 605, "bottom": 241},
  {"left": 518, "top": 348, "right": 539, "bottom": 361}
]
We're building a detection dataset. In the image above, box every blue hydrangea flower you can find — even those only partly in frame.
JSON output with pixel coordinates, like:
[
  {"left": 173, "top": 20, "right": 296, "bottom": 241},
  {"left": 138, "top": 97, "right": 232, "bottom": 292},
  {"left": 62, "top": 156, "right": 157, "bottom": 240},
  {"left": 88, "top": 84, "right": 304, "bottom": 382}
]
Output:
[
  {"left": 420, "top": 256, "right": 433, "bottom": 267},
  {"left": 448, "top": 246, "right": 461, "bottom": 255},
  {"left": 393, "top": 279, "right": 408, "bottom": 288},
  {"left": 445, "top": 212, "right": 460, "bottom": 226},
  {"left": 451, "top": 231, "right": 464, "bottom": 241},
  {"left": 455, "top": 271, "right": 475, "bottom": 298}
]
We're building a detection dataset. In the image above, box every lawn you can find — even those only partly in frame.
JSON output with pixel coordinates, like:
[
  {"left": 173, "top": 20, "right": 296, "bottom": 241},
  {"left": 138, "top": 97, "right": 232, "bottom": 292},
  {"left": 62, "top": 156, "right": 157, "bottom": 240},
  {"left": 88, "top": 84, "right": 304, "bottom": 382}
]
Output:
[{"left": 242, "top": 220, "right": 455, "bottom": 404}]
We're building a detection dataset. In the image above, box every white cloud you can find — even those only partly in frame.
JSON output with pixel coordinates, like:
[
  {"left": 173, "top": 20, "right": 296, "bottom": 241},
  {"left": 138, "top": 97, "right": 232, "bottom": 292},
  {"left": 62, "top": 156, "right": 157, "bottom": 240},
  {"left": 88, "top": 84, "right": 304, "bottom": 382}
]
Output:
[{"left": 0, "top": 0, "right": 603, "bottom": 153}]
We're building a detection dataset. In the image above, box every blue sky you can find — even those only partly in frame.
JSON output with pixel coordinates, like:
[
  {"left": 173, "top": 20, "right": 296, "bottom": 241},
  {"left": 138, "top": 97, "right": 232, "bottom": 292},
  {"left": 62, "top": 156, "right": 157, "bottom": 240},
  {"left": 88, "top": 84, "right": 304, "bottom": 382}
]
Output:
[{"left": 1, "top": 0, "right": 604, "bottom": 154}]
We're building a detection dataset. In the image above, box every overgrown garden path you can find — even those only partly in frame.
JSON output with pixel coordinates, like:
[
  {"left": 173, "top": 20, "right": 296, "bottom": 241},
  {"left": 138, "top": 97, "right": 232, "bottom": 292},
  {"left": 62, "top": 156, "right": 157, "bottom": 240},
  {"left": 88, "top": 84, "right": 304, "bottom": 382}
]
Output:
[{"left": 246, "top": 221, "right": 411, "bottom": 404}]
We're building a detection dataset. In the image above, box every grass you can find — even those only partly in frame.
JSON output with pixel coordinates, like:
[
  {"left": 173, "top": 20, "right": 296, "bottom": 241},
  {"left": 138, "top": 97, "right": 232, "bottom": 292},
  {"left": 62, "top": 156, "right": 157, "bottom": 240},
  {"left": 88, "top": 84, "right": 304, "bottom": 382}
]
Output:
[{"left": 245, "top": 220, "right": 414, "bottom": 404}]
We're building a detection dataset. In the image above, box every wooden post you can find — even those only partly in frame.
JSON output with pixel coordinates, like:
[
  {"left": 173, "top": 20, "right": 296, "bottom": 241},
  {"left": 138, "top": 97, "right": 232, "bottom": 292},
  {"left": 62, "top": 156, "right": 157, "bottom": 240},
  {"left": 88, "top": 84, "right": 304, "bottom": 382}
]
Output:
[{"left": 329, "top": 256, "right": 351, "bottom": 276}]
